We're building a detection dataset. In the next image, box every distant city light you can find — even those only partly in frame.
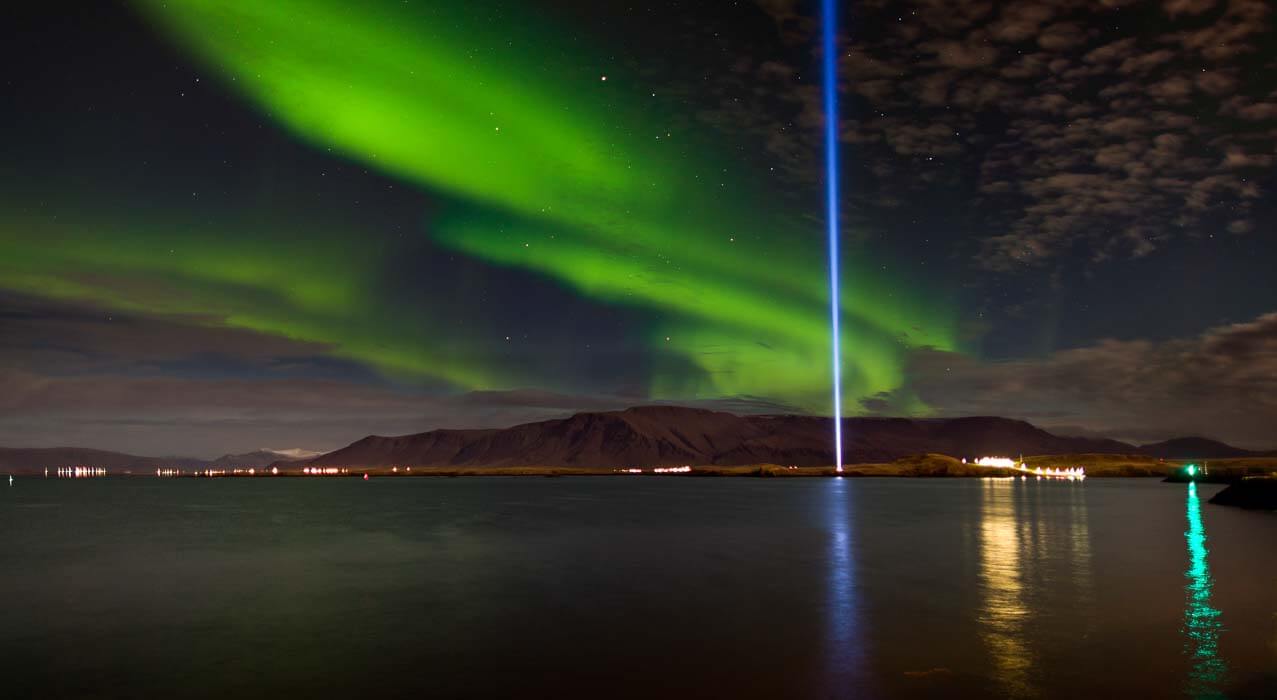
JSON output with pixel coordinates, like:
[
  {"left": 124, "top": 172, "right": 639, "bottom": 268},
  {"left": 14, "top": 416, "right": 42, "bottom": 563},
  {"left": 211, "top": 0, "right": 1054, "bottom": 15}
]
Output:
[
  {"left": 615, "top": 465, "right": 693, "bottom": 475},
  {"left": 302, "top": 467, "right": 347, "bottom": 476},
  {"left": 54, "top": 466, "right": 108, "bottom": 478},
  {"left": 973, "top": 456, "right": 1085, "bottom": 480}
]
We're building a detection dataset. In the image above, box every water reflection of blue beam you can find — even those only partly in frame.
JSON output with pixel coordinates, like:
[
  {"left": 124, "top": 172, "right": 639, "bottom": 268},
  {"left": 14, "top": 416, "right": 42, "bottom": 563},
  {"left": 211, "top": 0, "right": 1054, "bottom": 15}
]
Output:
[
  {"left": 1183, "top": 482, "right": 1227, "bottom": 699},
  {"left": 826, "top": 478, "right": 865, "bottom": 694}
]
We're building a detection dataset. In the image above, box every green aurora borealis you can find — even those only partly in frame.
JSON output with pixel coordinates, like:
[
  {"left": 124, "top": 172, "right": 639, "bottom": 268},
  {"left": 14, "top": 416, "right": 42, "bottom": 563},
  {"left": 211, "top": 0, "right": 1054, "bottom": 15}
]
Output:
[{"left": 1, "top": 0, "right": 958, "bottom": 414}]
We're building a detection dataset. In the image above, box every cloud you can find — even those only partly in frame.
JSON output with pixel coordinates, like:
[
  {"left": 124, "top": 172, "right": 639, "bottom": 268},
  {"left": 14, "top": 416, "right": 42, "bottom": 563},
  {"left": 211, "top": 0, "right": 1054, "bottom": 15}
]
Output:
[
  {"left": 921, "top": 38, "right": 999, "bottom": 69},
  {"left": 0, "top": 368, "right": 442, "bottom": 457},
  {"left": 1222, "top": 148, "right": 1274, "bottom": 168},
  {"left": 0, "top": 368, "right": 804, "bottom": 458},
  {"left": 0, "top": 294, "right": 803, "bottom": 457},
  {"left": 1116, "top": 48, "right": 1176, "bottom": 74},
  {"left": 744, "top": 0, "right": 1277, "bottom": 271},
  {"left": 1195, "top": 70, "right": 1239, "bottom": 95},
  {"left": 1147, "top": 75, "right": 1194, "bottom": 103},
  {"left": 1037, "top": 22, "right": 1089, "bottom": 51},
  {"left": 989, "top": 2, "right": 1058, "bottom": 43},
  {"left": 1222, "top": 96, "right": 1277, "bottom": 120},
  {"left": 1163, "top": 0, "right": 1217, "bottom": 17},
  {"left": 1083, "top": 37, "right": 1138, "bottom": 65},
  {"left": 875, "top": 311, "right": 1277, "bottom": 449},
  {"left": 1166, "top": 0, "right": 1270, "bottom": 60}
]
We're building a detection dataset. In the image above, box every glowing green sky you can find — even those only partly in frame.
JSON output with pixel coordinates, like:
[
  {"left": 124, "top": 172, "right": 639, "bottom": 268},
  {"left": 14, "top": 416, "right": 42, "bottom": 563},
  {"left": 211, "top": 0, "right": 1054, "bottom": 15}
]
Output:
[{"left": 0, "top": 0, "right": 958, "bottom": 414}]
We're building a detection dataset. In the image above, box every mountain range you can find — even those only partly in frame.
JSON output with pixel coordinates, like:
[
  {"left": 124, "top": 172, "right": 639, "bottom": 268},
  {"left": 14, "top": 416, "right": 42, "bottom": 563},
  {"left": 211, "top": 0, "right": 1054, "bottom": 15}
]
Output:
[
  {"left": 0, "top": 407, "right": 1267, "bottom": 474},
  {"left": 0, "top": 447, "right": 315, "bottom": 474},
  {"left": 292, "top": 406, "right": 1270, "bottom": 469},
  {"left": 207, "top": 448, "right": 324, "bottom": 468}
]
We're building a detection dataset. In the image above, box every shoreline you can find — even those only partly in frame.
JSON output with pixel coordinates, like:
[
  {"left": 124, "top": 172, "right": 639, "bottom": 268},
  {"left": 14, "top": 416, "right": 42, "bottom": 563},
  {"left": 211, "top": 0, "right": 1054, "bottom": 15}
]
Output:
[{"left": 15, "top": 454, "right": 1276, "bottom": 480}]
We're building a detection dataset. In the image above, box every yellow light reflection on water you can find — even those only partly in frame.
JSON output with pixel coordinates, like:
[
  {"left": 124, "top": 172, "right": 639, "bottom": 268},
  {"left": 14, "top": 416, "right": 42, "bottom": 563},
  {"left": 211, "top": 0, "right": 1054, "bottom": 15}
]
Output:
[
  {"left": 978, "top": 478, "right": 1034, "bottom": 697},
  {"left": 1183, "top": 482, "right": 1227, "bottom": 698},
  {"left": 1066, "top": 483, "right": 1095, "bottom": 628}
]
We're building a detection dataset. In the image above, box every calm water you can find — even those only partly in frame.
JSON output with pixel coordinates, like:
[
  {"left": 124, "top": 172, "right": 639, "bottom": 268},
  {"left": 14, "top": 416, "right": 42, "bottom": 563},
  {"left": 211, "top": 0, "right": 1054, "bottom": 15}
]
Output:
[{"left": 1, "top": 477, "right": 1275, "bottom": 698}]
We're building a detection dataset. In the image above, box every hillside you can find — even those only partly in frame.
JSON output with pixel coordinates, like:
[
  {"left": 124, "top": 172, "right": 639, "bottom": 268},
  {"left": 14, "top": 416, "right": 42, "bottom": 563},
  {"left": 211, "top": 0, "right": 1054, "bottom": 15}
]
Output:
[
  {"left": 298, "top": 406, "right": 1168, "bottom": 469},
  {"left": 1138, "top": 437, "right": 1257, "bottom": 459},
  {"left": 6, "top": 407, "right": 1266, "bottom": 474},
  {"left": 208, "top": 449, "right": 321, "bottom": 468},
  {"left": 0, "top": 447, "right": 206, "bottom": 474}
]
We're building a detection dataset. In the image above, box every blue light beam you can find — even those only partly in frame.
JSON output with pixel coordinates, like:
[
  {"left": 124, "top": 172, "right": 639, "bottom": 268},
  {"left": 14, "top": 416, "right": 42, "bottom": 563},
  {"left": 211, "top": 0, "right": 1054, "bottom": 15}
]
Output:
[{"left": 822, "top": 0, "right": 843, "bottom": 472}]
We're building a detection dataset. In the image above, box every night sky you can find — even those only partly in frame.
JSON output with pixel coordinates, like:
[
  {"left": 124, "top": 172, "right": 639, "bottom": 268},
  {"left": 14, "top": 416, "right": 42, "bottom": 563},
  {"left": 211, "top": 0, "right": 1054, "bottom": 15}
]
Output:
[{"left": 2, "top": 0, "right": 1275, "bottom": 456}]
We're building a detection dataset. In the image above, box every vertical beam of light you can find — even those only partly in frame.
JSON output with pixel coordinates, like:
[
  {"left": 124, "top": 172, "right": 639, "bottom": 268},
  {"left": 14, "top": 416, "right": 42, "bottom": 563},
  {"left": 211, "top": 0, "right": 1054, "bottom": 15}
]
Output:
[{"left": 822, "top": 0, "right": 843, "bottom": 472}]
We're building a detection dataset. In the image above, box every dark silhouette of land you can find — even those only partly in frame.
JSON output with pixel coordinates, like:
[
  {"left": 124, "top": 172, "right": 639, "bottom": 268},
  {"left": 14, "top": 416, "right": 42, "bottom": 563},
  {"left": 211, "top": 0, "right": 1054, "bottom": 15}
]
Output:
[
  {"left": 299, "top": 406, "right": 1128, "bottom": 469},
  {"left": 1210, "top": 478, "right": 1277, "bottom": 509},
  {"left": 0, "top": 447, "right": 208, "bottom": 474},
  {"left": 3, "top": 406, "right": 1273, "bottom": 475},
  {"left": 294, "top": 406, "right": 1273, "bottom": 470}
]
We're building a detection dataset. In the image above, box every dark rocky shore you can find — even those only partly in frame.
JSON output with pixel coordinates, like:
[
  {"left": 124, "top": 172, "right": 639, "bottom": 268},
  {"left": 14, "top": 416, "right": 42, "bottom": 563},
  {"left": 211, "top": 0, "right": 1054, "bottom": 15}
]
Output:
[{"left": 1209, "top": 478, "right": 1277, "bottom": 510}]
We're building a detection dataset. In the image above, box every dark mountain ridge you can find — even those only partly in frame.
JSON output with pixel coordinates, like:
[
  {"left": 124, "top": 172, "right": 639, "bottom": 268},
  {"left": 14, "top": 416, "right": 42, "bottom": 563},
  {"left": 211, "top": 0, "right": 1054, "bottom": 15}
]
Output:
[
  {"left": 207, "top": 449, "right": 317, "bottom": 468},
  {"left": 297, "top": 405, "right": 1249, "bottom": 469},
  {"left": 1137, "top": 437, "right": 1262, "bottom": 459},
  {"left": 0, "top": 447, "right": 207, "bottom": 474},
  {"left": 4, "top": 407, "right": 1266, "bottom": 474}
]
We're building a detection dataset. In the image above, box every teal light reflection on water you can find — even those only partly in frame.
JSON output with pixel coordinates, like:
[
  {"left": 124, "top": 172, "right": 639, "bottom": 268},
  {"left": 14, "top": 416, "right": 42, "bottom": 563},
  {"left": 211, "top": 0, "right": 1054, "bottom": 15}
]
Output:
[{"left": 1183, "top": 482, "right": 1227, "bottom": 698}]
